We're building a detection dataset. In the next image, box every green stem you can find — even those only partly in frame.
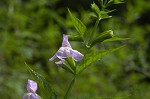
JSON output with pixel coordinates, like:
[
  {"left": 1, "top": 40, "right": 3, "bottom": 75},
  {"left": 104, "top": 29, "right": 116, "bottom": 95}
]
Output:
[{"left": 64, "top": 76, "right": 76, "bottom": 99}]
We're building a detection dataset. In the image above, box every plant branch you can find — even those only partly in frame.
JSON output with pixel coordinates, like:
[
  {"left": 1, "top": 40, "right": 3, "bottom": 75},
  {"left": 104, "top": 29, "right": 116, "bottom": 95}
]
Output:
[{"left": 64, "top": 76, "right": 76, "bottom": 99}]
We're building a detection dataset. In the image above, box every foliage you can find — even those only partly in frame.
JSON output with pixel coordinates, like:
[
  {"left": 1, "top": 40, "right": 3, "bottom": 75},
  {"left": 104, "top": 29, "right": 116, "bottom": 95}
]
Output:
[{"left": 0, "top": 0, "right": 150, "bottom": 99}]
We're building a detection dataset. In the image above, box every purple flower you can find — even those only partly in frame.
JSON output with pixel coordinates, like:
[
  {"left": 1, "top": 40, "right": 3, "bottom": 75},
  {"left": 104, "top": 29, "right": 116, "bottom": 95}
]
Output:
[
  {"left": 49, "top": 34, "right": 84, "bottom": 65},
  {"left": 27, "top": 80, "right": 38, "bottom": 93},
  {"left": 22, "top": 79, "right": 39, "bottom": 99}
]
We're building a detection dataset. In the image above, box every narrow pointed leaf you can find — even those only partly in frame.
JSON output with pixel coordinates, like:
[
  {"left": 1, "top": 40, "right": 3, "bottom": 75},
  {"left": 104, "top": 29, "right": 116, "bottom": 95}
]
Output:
[
  {"left": 91, "top": 2, "right": 101, "bottom": 18},
  {"left": 68, "top": 34, "right": 83, "bottom": 42},
  {"left": 68, "top": 9, "right": 86, "bottom": 38},
  {"left": 26, "top": 64, "right": 57, "bottom": 99},
  {"left": 77, "top": 45, "right": 125, "bottom": 74},
  {"left": 103, "top": 37, "right": 130, "bottom": 42},
  {"left": 106, "top": 0, "right": 124, "bottom": 7}
]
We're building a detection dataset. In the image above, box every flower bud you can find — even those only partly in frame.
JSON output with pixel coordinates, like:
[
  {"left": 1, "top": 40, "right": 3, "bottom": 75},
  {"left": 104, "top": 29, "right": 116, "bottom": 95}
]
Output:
[{"left": 91, "top": 30, "right": 113, "bottom": 47}]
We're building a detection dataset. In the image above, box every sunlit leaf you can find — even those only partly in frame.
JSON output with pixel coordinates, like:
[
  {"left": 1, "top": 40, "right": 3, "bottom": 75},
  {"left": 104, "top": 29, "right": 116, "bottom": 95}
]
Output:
[
  {"left": 91, "top": 2, "right": 101, "bottom": 18},
  {"left": 91, "top": 3, "right": 112, "bottom": 20},
  {"left": 99, "top": 11, "right": 112, "bottom": 19},
  {"left": 106, "top": 0, "right": 124, "bottom": 7},
  {"left": 77, "top": 45, "right": 125, "bottom": 74},
  {"left": 68, "top": 9, "right": 86, "bottom": 39}
]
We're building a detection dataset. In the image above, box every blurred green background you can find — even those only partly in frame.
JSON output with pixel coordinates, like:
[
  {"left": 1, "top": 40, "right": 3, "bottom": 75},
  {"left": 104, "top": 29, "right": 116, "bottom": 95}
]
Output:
[{"left": 0, "top": 0, "right": 150, "bottom": 99}]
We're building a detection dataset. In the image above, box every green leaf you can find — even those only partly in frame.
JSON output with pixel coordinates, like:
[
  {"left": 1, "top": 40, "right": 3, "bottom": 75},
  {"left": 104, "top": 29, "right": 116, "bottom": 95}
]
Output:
[
  {"left": 99, "top": 11, "right": 112, "bottom": 19},
  {"left": 91, "top": 2, "right": 101, "bottom": 18},
  {"left": 103, "top": 37, "right": 130, "bottom": 42},
  {"left": 91, "top": 3, "right": 112, "bottom": 20},
  {"left": 106, "top": 0, "right": 124, "bottom": 7},
  {"left": 68, "top": 34, "right": 83, "bottom": 42},
  {"left": 26, "top": 63, "right": 57, "bottom": 99},
  {"left": 76, "top": 45, "right": 125, "bottom": 74},
  {"left": 91, "top": 30, "right": 113, "bottom": 47},
  {"left": 68, "top": 9, "right": 86, "bottom": 38},
  {"left": 90, "top": 12, "right": 98, "bottom": 19},
  {"left": 114, "top": 0, "right": 124, "bottom": 4}
]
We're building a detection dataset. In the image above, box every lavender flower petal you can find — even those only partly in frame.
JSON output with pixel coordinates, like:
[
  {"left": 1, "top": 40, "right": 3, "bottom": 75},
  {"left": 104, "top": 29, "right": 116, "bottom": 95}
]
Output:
[
  {"left": 22, "top": 93, "right": 39, "bottom": 99},
  {"left": 56, "top": 47, "right": 72, "bottom": 59},
  {"left": 30, "top": 93, "right": 39, "bottom": 99},
  {"left": 55, "top": 59, "right": 65, "bottom": 65},
  {"left": 62, "top": 34, "right": 72, "bottom": 48},
  {"left": 70, "top": 50, "right": 84, "bottom": 61},
  {"left": 27, "top": 80, "right": 38, "bottom": 93},
  {"left": 49, "top": 54, "right": 57, "bottom": 61}
]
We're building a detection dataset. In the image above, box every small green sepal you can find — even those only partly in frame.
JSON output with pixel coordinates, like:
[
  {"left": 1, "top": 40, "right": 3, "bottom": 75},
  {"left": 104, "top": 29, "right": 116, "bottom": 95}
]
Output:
[
  {"left": 63, "top": 61, "right": 75, "bottom": 75},
  {"left": 66, "top": 57, "right": 76, "bottom": 71}
]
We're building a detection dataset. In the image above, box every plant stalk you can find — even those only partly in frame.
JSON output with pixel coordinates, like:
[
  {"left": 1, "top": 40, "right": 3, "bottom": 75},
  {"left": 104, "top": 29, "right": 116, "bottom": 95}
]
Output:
[{"left": 64, "top": 76, "right": 76, "bottom": 99}]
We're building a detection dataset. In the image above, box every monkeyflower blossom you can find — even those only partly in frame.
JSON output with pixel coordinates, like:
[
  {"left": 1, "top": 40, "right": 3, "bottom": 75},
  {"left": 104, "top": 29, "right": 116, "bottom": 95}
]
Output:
[
  {"left": 49, "top": 34, "right": 84, "bottom": 65},
  {"left": 22, "top": 79, "right": 39, "bottom": 99}
]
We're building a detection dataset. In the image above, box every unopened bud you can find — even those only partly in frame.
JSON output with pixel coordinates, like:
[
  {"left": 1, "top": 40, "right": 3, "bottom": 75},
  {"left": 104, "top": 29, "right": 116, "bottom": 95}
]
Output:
[{"left": 91, "top": 30, "right": 113, "bottom": 47}]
